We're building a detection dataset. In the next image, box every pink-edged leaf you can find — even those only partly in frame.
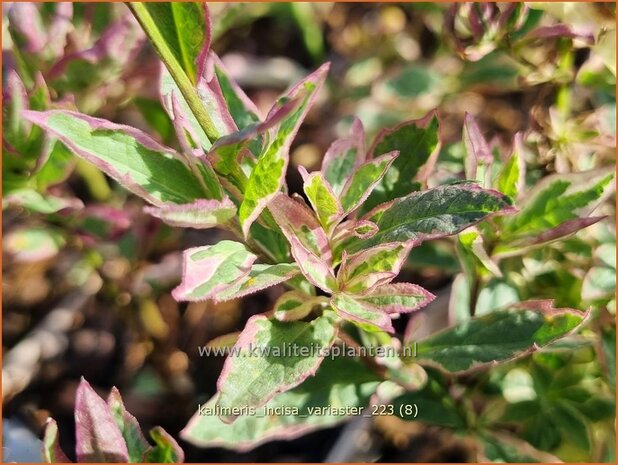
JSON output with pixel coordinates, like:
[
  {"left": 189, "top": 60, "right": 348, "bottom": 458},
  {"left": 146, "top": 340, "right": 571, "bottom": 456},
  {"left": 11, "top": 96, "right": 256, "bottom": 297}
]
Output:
[
  {"left": 338, "top": 242, "right": 411, "bottom": 294},
  {"left": 357, "top": 283, "right": 436, "bottom": 314},
  {"left": 211, "top": 53, "right": 262, "bottom": 129},
  {"left": 213, "top": 263, "right": 300, "bottom": 302},
  {"left": 527, "top": 24, "right": 594, "bottom": 44},
  {"left": 331, "top": 220, "right": 379, "bottom": 251},
  {"left": 330, "top": 293, "right": 394, "bottom": 333},
  {"left": 463, "top": 112, "right": 493, "bottom": 181},
  {"left": 268, "top": 193, "right": 332, "bottom": 261},
  {"left": 23, "top": 110, "right": 207, "bottom": 206},
  {"left": 107, "top": 387, "right": 151, "bottom": 462},
  {"left": 288, "top": 235, "right": 338, "bottom": 293},
  {"left": 181, "top": 357, "right": 380, "bottom": 452},
  {"left": 42, "top": 418, "right": 71, "bottom": 463},
  {"left": 361, "top": 111, "right": 441, "bottom": 213},
  {"left": 353, "top": 183, "right": 516, "bottom": 252},
  {"left": 519, "top": 216, "right": 606, "bottom": 247},
  {"left": 172, "top": 240, "right": 257, "bottom": 302},
  {"left": 74, "top": 378, "right": 129, "bottom": 463},
  {"left": 145, "top": 426, "right": 185, "bottom": 463},
  {"left": 7, "top": 3, "right": 46, "bottom": 53},
  {"left": 321, "top": 117, "right": 367, "bottom": 195},
  {"left": 216, "top": 314, "right": 337, "bottom": 422},
  {"left": 48, "top": 15, "right": 143, "bottom": 79},
  {"left": 144, "top": 198, "right": 236, "bottom": 230},
  {"left": 196, "top": 53, "right": 238, "bottom": 136},
  {"left": 339, "top": 151, "right": 398, "bottom": 214},
  {"left": 272, "top": 291, "right": 326, "bottom": 322},
  {"left": 238, "top": 63, "right": 330, "bottom": 237},
  {"left": 299, "top": 167, "right": 344, "bottom": 233}
]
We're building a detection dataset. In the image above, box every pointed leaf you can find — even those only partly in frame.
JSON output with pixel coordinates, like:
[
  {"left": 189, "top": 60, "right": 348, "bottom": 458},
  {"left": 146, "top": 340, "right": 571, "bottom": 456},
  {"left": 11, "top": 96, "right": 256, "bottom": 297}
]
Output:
[
  {"left": 144, "top": 198, "right": 236, "bottom": 230},
  {"left": 107, "top": 388, "right": 151, "bottom": 463},
  {"left": 338, "top": 242, "right": 410, "bottom": 294},
  {"left": 214, "top": 263, "right": 300, "bottom": 302},
  {"left": 288, "top": 235, "right": 338, "bottom": 293},
  {"left": 42, "top": 419, "right": 70, "bottom": 463},
  {"left": 181, "top": 357, "right": 380, "bottom": 451},
  {"left": 321, "top": 117, "right": 366, "bottom": 195},
  {"left": 353, "top": 183, "right": 515, "bottom": 251},
  {"left": 495, "top": 133, "right": 525, "bottom": 199},
  {"left": 144, "top": 427, "right": 184, "bottom": 463},
  {"left": 330, "top": 293, "right": 394, "bottom": 333},
  {"left": 362, "top": 112, "right": 440, "bottom": 213},
  {"left": 268, "top": 193, "right": 332, "bottom": 261},
  {"left": 239, "top": 63, "right": 329, "bottom": 236},
  {"left": 23, "top": 110, "right": 207, "bottom": 206},
  {"left": 502, "top": 170, "right": 614, "bottom": 242},
  {"left": 273, "top": 291, "right": 326, "bottom": 322},
  {"left": 74, "top": 378, "right": 129, "bottom": 462},
  {"left": 172, "top": 240, "right": 257, "bottom": 302},
  {"left": 212, "top": 54, "right": 262, "bottom": 129},
  {"left": 358, "top": 283, "right": 436, "bottom": 314},
  {"left": 339, "top": 151, "right": 398, "bottom": 214},
  {"left": 300, "top": 167, "right": 343, "bottom": 233},
  {"left": 411, "top": 301, "right": 587, "bottom": 373},
  {"left": 216, "top": 314, "right": 337, "bottom": 421},
  {"left": 463, "top": 112, "right": 493, "bottom": 181}
]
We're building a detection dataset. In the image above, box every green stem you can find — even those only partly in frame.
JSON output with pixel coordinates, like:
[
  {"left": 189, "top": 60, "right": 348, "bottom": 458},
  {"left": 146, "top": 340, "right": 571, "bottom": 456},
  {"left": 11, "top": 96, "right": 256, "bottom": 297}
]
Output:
[{"left": 127, "top": 2, "right": 221, "bottom": 143}]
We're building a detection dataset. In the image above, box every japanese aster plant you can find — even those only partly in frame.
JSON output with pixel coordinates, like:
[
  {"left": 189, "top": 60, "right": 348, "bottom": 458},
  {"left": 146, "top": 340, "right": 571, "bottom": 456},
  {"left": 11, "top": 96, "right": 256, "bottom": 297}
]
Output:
[{"left": 24, "top": 2, "right": 606, "bottom": 459}]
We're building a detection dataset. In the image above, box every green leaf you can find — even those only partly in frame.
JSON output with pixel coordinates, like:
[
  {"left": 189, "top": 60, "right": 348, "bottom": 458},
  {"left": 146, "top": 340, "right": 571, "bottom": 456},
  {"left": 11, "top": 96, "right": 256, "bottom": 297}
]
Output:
[
  {"left": 392, "top": 372, "right": 465, "bottom": 428},
  {"left": 107, "top": 387, "right": 150, "bottom": 463},
  {"left": 300, "top": 168, "right": 343, "bottom": 233},
  {"left": 410, "top": 301, "right": 586, "bottom": 373},
  {"left": 144, "top": 198, "right": 236, "bottom": 230},
  {"left": 181, "top": 357, "right": 380, "bottom": 451},
  {"left": 553, "top": 401, "right": 591, "bottom": 452},
  {"left": 214, "top": 263, "right": 300, "bottom": 302},
  {"left": 353, "top": 183, "right": 515, "bottom": 251},
  {"left": 479, "top": 431, "right": 561, "bottom": 463},
  {"left": 502, "top": 170, "right": 614, "bottom": 242},
  {"left": 43, "top": 419, "right": 70, "bottom": 463},
  {"left": 216, "top": 314, "right": 337, "bottom": 420},
  {"left": 496, "top": 134, "right": 525, "bottom": 199},
  {"left": 340, "top": 151, "right": 398, "bottom": 214},
  {"left": 3, "top": 188, "right": 82, "bottom": 214},
  {"left": 321, "top": 117, "right": 366, "bottom": 196},
  {"left": 238, "top": 63, "right": 329, "bottom": 236},
  {"left": 330, "top": 293, "right": 393, "bottom": 333},
  {"left": 144, "top": 427, "right": 184, "bottom": 463},
  {"left": 172, "top": 240, "right": 257, "bottom": 302},
  {"left": 361, "top": 112, "right": 440, "bottom": 213},
  {"left": 23, "top": 110, "right": 207, "bottom": 205}
]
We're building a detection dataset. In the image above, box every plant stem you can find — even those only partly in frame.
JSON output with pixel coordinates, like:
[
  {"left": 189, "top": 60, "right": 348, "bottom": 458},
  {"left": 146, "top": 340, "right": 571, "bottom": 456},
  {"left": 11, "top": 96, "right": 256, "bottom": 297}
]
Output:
[{"left": 127, "top": 2, "right": 221, "bottom": 143}]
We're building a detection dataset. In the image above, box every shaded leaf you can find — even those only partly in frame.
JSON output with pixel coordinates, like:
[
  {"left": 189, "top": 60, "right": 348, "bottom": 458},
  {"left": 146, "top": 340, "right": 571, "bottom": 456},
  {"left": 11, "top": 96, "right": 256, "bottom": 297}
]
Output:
[
  {"left": 354, "top": 183, "right": 515, "bottom": 251},
  {"left": 74, "top": 378, "right": 129, "bottom": 462},
  {"left": 361, "top": 112, "right": 440, "bottom": 213},
  {"left": 42, "top": 419, "right": 70, "bottom": 463},
  {"left": 411, "top": 301, "right": 586, "bottom": 373}
]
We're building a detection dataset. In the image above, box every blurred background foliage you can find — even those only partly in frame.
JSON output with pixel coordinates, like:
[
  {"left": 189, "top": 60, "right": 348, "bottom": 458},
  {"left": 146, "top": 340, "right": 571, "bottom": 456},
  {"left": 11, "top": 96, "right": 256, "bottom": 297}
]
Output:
[{"left": 2, "top": 2, "right": 616, "bottom": 462}]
